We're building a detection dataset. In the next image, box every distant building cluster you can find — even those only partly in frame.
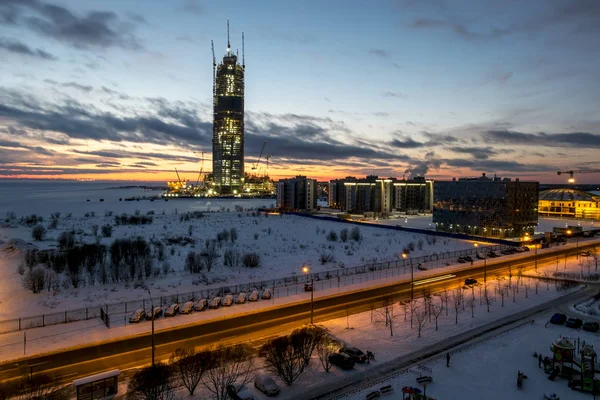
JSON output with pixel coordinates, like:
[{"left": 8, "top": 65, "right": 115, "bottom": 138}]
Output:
[
  {"left": 538, "top": 188, "right": 600, "bottom": 220},
  {"left": 275, "top": 176, "right": 317, "bottom": 211},
  {"left": 328, "top": 176, "right": 433, "bottom": 215},
  {"left": 432, "top": 173, "right": 538, "bottom": 238}
]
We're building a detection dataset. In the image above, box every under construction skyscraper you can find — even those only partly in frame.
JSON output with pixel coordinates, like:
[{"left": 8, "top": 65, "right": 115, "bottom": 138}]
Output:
[{"left": 212, "top": 22, "right": 245, "bottom": 195}]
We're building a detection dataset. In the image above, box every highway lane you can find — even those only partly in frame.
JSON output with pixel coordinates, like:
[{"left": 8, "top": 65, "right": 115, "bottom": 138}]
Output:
[{"left": 0, "top": 241, "right": 596, "bottom": 385}]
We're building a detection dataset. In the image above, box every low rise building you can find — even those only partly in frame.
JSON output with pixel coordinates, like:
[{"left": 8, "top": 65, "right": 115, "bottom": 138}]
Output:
[
  {"left": 433, "top": 173, "right": 538, "bottom": 238},
  {"left": 276, "top": 176, "right": 317, "bottom": 211},
  {"left": 538, "top": 188, "right": 600, "bottom": 219}
]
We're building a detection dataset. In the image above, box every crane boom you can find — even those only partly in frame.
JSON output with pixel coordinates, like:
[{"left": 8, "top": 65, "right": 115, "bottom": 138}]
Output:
[
  {"left": 175, "top": 168, "right": 182, "bottom": 184},
  {"left": 557, "top": 169, "right": 600, "bottom": 183},
  {"left": 252, "top": 141, "right": 267, "bottom": 171}
]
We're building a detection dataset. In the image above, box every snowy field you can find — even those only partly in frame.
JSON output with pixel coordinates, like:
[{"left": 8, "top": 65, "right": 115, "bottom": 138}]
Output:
[
  {"left": 345, "top": 316, "right": 597, "bottom": 400},
  {"left": 0, "top": 182, "right": 475, "bottom": 322}
]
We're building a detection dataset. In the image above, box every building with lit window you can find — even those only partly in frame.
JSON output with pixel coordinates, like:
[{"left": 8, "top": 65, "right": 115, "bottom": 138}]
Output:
[
  {"left": 433, "top": 173, "right": 538, "bottom": 238},
  {"left": 276, "top": 176, "right": 317, "bottom": 211},
  {"left": 538, "top": 188, "right": 600, "bottom": 219},
  {"left": 328, "top": 176, "right": 433, "bottom": 215},
  {"left": 393, "top": 177, "right": 433, "bottom": 214},
  {"left": 212, "top": 29, "right": 245, "bottom": 195}
]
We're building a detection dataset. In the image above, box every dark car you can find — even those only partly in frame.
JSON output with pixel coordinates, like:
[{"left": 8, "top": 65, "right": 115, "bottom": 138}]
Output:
[
  {"left": 583, "top": 322, "right": 599, "bottom": 332},
  {"left": 476, "top": 253, "right": 486, "bottom": 260},
  {"left": 464, "top": 255, "right": 474, "bottom": 262},
  {"left": 464, "top": 278, "right": 477, "bottom": 286},
  {"left": 550, "top": 313, "right": 567, "bottom": 325},
  {"left": 329, "top": 352, "right": 355, "bottom": 370},
  {"left": 566, "top": 317, "right": 583, "bottom": 329},
  {"left": 340, "top": 347, "right": 367, "bottom": 363},
  {"left": 304, "top": 283, "right": 313, "bottom": 292},
  {"left": 417, "top": 263, "right": 427, "bottom": 271},
  {"left": 487, "top": 252, "right": 498, "bottom": 258},
  {"left": 457, "top": 257, "right": 467, "bottom": 264}
]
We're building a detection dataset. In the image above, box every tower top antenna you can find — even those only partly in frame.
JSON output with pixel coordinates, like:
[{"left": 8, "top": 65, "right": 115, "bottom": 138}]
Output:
[
  {"left": 227, "top": 19, "right": 230, "bottom": 54},
  {"left": 242, "top": 32, "right": 245, "bottom": 68}
]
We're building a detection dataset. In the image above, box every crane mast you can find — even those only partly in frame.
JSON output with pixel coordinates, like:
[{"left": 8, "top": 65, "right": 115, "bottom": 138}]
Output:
[{"left": 557, "top": 169, "right": 600, "bottom": 183}]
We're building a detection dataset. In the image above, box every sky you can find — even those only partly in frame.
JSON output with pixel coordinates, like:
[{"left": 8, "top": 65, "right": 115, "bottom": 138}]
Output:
[{"left": 0, "top": 0, "right": 599, "bottom": 184}]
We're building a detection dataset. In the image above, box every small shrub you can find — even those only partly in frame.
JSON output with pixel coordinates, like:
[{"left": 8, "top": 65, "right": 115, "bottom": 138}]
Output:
[
  {"left": 58, "top": 231, "right": 75, "bottom": 250},
  {"left": 326, "top": 230, "right": 338, "bottom": 242},
  {"left": 320, "top": 253, "right": 335, "bottom": 264},
  {"left": 101, "top": 224, "right": 113, "bottom": 237},
  {"left": 22, "top": 266, "right": 46, "bottom": 293},
  {"left": 253, "top": 233, "right": 259, "bottom": 240},
  {"left": 224, "top": 248, "right": 241, "bottom": 267},
  {"left": 31, "top": 224, "right": 46, "bottom": 241},
  {"left": 230, "top": 228, "right": 238, "bottom": 242},
  {"left": 91, "top": 224, "right": 99, "bottom": 236},
  {"left": 242, "top": 253, "right": 261, "bottom": 268},
  {"left": 17, "top": 262, "right": 25, "bottom": 275},
  {"left": 340, "top": 228, "right": 348, "bottom": 242},
  {"left": 350, "top": 227, "right": 362, "bottom": 242}
]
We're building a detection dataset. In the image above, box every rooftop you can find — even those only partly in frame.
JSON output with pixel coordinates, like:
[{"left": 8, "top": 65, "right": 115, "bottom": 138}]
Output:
[{"left": 539, "top": 188, "right": 598, "bottom": 202}]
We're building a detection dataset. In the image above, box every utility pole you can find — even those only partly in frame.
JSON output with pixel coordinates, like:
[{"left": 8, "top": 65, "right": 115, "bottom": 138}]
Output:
[{"left": 146, "top": 289, "right": 155, "bottom": 367}]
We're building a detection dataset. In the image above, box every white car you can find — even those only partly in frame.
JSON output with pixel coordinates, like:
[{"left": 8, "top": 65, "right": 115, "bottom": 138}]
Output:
[
  {"left": 180, "top": 301, "right": 194, "bottom": 314},
  {"left": 223, "top": 294, "right": 234, "bottom": 307},
  {"left": 236, "top": 292, "right": 247, "bottom": 304},
  {"left": 209, "top": 297, "right": 222, "bottom": 309},
  {"left": 254, "top": 375, "right": 280, "bottom": 396},
  {"left": 248, "top": 290, "right": 259, "bottom": 302},
  {"left": 129, "top": 308, "right": 146, "bottom": 323},
  {"left": 262, "top": 288, "right": 272, "bottom": 300},
  {"left": 194, "top": 299, "right": 208, "bottom": 311},
  {"left": 164, "top": 303, "right": 179, "bottom": 317}
]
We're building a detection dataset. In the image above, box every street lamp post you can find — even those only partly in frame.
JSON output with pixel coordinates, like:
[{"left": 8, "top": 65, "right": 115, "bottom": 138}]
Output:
[
  {"left": 146, "top": 289, "right": 155, "bottom": 367},
  {"left": 302, "top": 266, "right": 314, "bottom": 325},
  {"left": 474, "top": 243, "right": 486, "bottom": 283},
  {"left": 402, "top": 253, "right": 413, "bottom": 301}
]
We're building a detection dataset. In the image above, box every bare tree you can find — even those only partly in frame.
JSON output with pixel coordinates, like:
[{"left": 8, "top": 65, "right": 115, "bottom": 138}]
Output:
[
  {"left": 202, "top": 240, "right": 220, "bottom": 272},
  {"left": 290, "top": 327, "right": 325, "bottom": 367},
  {"left": 376, "top": 297, "right": 397, "bottom": 336},
  {"left": 500, "top": 286, "right": 506, "bottom": 307},
  {"left": 169, "top": 347, "right": 210, "bottom": 395},
  {"left": 414, "top": 307, "right": 428, "bottom": 338},
  {"left": 516, "top": 267, "right": 524, "bottom": 293},
  {"left": 508, "top": 265, "right": 513, "bottom": 288},
  {"left": 22, "top": 266, "right": 45, "bottom": 293},
  {"left": 408, "top": 299, "right": 419, "bottom": 329},
  {"left": 316, "top": 335, "right": 340, "bottom": 372},
  {"left": 466, "top": 295, "right": 476, "bottom": 318},
  {"left": 440, "top": 288, "right": 450, "bottom": 316},
  {"left": 451, "top": 289, "right": 463, "bottom": 324},
  {"left": 483, "top": 287, "right": 493, "bottom": 312},
  {"left": 431, "top": 299, "right": 444, "bottom": 331},
  {"left": 128, "top": 364, "right": 174, "bottom": 400},
  {"left": 261, "top": 335, "right": 306, "bottom": 385},
  {"left": 201, "top": 345, "right": 254, "bottom": 400},
  {"left": 13, "top": 372, "right": 67, "bottom": 400}
]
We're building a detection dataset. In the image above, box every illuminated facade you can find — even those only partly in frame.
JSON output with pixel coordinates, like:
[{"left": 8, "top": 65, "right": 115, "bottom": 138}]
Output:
[
  {"left": 276, "top": 176, "right": 317, "bottom": 211},
  {"left": 213, "top": 33, "right": 245, "bottom": 195},
  {"left": 538, "top": 189, "right": 600, "bottom": 219},
  {"left": 433, "top": 174, "right": 538, "bottom": 238}
]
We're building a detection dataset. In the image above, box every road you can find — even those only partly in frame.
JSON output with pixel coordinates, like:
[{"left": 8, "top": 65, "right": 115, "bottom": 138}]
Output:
[{"left": 0, "top": 241, "right": 596, "bottom": 385}]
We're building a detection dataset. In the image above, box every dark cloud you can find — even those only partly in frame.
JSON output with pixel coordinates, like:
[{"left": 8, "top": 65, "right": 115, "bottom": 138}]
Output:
[
  {"left": 0, "top": 138, "right": 53, "bottom": 155},
  {"left": 389, "top": 138, "right": 425, "bottom": 149},
  {"left": 96, "top": 162, "right": 120, "bottom": 168},
  {"left": 0, "top": 37, "right": 57, "bottom": 60},
  {"left": 448, "top": 146, "right": 497, "bottom": 160},
  {"left": 484, "top": 130, "right": 600, "bottom": 148},
  {"left": 443, "top": 158, "right": 552, "bottom": 173},
  {"left": 62, "top": 82, "right": 93, "bottom": 93},
  {"left": 368, "top": 49, "right": 389, "bottom": 58},
  {"left": 1, "top": 0, "right": 143, "bottom": 50},
  {"left": 101, "top": 86, "right": 131, "bottom": 99}
]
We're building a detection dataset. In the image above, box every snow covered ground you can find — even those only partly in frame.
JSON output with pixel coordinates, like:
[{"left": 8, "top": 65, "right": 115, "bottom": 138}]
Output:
[
  {"left": 344, "top": 316, "right": 597, "bottom": 400},
  {"left": 0, "top": 205, "right": 474, "bottom": 321}
]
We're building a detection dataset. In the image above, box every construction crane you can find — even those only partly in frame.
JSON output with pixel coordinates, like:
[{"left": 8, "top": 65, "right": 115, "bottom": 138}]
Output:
[
  {"left": 194, "top": 151, "right": 205, "bottom": 187},
  {"left": 557, "top": 169, "right": 600, "bottom": 184},
  {"left": 252, "top": 141, "right": 267, "bottom": 172}
]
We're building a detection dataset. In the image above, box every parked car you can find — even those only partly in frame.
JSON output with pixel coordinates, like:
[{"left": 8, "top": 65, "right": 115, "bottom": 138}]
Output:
[
  {"left": 304, "top": 283, "right": 313, "bottom": 292},
  {"left": 501, "top": 248, "right": 515, "bottom": 255},
  {"left": 254, "top": 375, "right": 280, "bottom": 396},
  {"left": 209, "top": 297, "right": 222, "bottom": 309},
  {"left": 164, "top": 303, "right": 179, "bottom": 317},
  {"left": 145, "top": 306, "right": 162, "bottom": 320},
  {"left": 329, "top": 352, "right": 355, "bottom": 370},
  {"left": 514, "top": 247, "right": 525, "bottom": 253},
  {"left": 581, "top": 251, "right": 591, "bottom": 257},
  {"left": 464, "top": 255, "right": 474, "bottom": 262},
  {"left": 340, "top": 346, "right": 367, "bottom": 363},
  {"left": 180, "top": 301, "right": 194, "bottom": 314},
  {"left": 550, "top": 313, "right": 567, "bottom": 325},
  {"left": 487, "top": 252, "right": 498, "bottom": 258},
  {"left": 417, "top": 263, "right": 427, "bottom": 271},
  {"left": 583, "top": 322, "right": 600, "bottom": 332},
  {"left": 521, "top": 246, "right": 531, "bottom": 251},
  {"left": 248, "top": 290, "right": 260, "bottom": 302},
  {"left": 194, "top": 298, "right": 208, "bottom": 311},
  {"left": 236, "top": 292, "right": 247, "bottom": 304},
  {"left": 222, "top": 294, "right": 234, "bottom": 307},
  {"left": 226, "top": 385, "right": 255, "bottom": 400},
  {"left": 464, "top": 278, "right": 478, "bottom": 286},
  {"left": 457, "top": 257, "right": 467, "bottom": 264},
  {"left": 262, "top": 288, "right": 272, "bottom": 300},
  {"left": 129, "top": 308, "right": 146, "bottom": 323},
  {"left": 476, "top": 252, "right": 486, "bottom": 260},
  {"left": 566, "top": 318, "right": 583, "bottom": 329}
]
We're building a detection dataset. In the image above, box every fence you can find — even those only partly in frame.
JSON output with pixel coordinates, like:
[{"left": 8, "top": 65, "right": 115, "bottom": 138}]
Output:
[{"left": 0, "top": 241, "right": 513, "bottom": 335}]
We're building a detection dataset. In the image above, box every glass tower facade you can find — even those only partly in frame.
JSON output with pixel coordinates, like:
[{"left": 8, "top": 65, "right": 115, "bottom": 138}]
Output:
[{"left": 213, "top": 50, "right": 244, "bottom": 195}]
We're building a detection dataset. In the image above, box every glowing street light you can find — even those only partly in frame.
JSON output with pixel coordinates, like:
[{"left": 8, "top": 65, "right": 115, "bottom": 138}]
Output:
[
  {"left": 474, "top": 243, "right": 487, "bottom": 282},
  {"left": 402, "top": 253, "right": 414, "bottom": 301},
  {"left": 302, "top": 265, "right": 314, "bottom": 325}
]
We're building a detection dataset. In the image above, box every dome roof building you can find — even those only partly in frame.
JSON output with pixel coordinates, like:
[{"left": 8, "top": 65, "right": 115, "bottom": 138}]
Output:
[{"left": 538, "top": 188, "right": 600, "bottom": 219}]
